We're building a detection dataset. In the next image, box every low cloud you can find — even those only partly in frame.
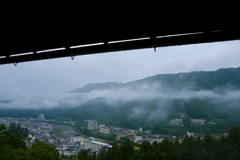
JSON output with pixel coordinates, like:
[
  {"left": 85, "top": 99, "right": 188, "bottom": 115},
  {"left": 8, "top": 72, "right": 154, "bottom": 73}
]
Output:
[
  {"left": 0, "top": 100, "right": 11, "bottom": 104},
  {"left": 1, "top": 81, "right": 240, "bottom": 123}
]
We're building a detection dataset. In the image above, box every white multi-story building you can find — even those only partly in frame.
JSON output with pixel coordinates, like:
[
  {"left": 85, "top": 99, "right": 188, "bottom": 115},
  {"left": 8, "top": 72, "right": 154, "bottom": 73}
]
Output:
[
  {"left": 88, "top": 120, "right": 98, "bottom": 131},
  {"left": 169, "top": 118, "right": 183, "bottom": 126},
  {"left": 84, "top": 140, "right": 112, "bottom": 154},
  {"left": 190, "top": 119, "right": 205, "bottom": 126},
  {"left": 99, "top": 126, "right": 111, "bottom": 135},
  {"left": 71, "top": 136, "right": 85, "bottom": 144},
  {"left": 134, "top": 136, "right": 143, "bottom": 143}
]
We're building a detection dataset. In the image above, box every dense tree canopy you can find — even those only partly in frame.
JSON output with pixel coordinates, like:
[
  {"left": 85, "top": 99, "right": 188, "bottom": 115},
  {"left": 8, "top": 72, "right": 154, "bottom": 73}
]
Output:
[{"left": 0, "top": 124, "right": 62, "bottom": 160}]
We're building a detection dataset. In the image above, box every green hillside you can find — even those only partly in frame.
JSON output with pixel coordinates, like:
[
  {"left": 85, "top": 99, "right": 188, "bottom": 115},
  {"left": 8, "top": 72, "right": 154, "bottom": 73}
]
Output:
[{"left": 1, "top": 67, "right": 240, "bottom": 135}]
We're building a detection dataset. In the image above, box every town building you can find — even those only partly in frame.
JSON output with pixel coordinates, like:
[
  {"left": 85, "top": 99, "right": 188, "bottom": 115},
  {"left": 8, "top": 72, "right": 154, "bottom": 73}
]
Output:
[
  {"left": 169, "top": 118, "right": 183, "bottom": 126},
  {"left": 144, "top": 130, "right": 152, "bottom": 135},
  {"left": 187, "top": 131, "right": 194, "bottom": 137},
  {"left": 38, "top": 113, "right": 45, "bottom": 120},
  {"left": 190, "top": 119, "right": 205, "bottom": 126},
  {"left": 99, "top": 126, "right": 111, "bottom": 135},
  {"left": 58, "top": 144, "right": 80, "bottom": 157},
  {"left": 71, "top": 136, "right": 85, "bottom": 145},
  {"left": 128, "top": 130, "right": 137, "bottom": 136},
  {"left": 0, "top": 119, "right": 10, "bottom": 128},
  {"left": 87, "top": 120, "right": 98, "bottom": 131},
  {"left": 133, "top": 136, "right": 143, "bottom": 143},
  {"left": 84, "top": 140, "right": 112, "bottom": 154}
]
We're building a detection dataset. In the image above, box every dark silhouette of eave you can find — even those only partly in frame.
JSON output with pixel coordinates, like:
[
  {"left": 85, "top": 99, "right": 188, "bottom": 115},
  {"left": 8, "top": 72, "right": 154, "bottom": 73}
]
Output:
[
  {"left": 0, "top": 29, "right": 239, "bottom": 65},
  {"left": 1, "top": 1, "right": 240, "bottom": 66}
]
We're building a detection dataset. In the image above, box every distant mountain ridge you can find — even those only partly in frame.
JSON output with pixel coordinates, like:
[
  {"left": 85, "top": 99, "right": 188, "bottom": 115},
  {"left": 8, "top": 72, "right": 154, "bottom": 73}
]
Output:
[{"left": 69, "top": 67, "right": 240, "bottom": 93}]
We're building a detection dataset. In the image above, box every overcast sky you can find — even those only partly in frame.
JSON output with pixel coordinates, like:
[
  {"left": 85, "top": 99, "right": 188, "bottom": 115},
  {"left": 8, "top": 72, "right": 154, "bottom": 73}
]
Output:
[{"left": 1, "top": 40, "right": 240, "bottom": 108}]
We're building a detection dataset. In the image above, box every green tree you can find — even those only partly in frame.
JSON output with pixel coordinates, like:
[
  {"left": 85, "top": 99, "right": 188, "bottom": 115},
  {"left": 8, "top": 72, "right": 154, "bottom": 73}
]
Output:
[
  {"left": 77, "top": 150, "right": 94, "bottom": 160},
  {"left": 140, "top": 140, "right": 153, "bottom": 153},
  {"left": 106, "top": 143, "right": 122, "bottom": 160},
  {"left": 137, "top": 140, "right": 154, "bottom": 160},
  {"left": 119, "top": 139, "right": 135, "bottom": 160},
  {"left": 7, "top": 133, "right": 27, "bottom": 149},
  {"left": 29, "top": 141, "right": 61, "bottom": 160},
  {"left": 175, "top": 136, "right": 199, "bottom": 160},
  {"left": 98, "top": 143, "right": 124, "bottom": 160},
  {"left": 9, "top": 148, "right": 31, "bottom": 160},
  {"left": 97, "top": 147, "right": 109, "bottom": 160},
  {"left": 8, "top": 122, "right": 29, "bottom": 138},
  {"left": 215, "top": 135, "right": 228, "bottom": 160},
  {"left": 225, "top": 126, "right": 240, "bottom": 159},
  {"left": 0, "top": 124, "right": 11, "bottom": 160}
]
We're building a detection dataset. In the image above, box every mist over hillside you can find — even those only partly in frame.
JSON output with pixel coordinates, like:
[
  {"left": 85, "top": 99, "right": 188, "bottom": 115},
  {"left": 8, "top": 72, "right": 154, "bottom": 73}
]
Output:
[
  {"left": 66, "top": 67, "right": 240, "bottom": 110},
  {"left": 1, "top": 67, "right": 240, "bottom": 134}
]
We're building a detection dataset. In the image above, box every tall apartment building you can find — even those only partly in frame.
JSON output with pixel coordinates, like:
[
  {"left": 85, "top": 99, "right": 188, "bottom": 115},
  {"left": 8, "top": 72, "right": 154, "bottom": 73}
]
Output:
[{"left": 87, "top": 120, "right": 98, "bottom": 131}]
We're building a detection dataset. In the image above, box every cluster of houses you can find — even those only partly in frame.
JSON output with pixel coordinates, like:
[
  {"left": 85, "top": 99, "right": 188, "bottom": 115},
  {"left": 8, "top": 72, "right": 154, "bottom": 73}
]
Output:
[
  {"left": 86, "top": 120, "right": 172, "bottom": 145},
  {"left": 0, "top": 114, "right": 220, "bottom": 158},
  {"left": 0, "top": 115, "right": 113, "bottom": 157}
]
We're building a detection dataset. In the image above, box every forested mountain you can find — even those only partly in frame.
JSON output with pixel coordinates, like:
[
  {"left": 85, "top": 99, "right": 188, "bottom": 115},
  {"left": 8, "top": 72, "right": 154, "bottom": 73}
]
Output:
[
  {"left": 71, "top": 67, "right": 240, "bottom": 92},
  {"left": 1, "top": 67, "right": 240, "bottom": 135}
]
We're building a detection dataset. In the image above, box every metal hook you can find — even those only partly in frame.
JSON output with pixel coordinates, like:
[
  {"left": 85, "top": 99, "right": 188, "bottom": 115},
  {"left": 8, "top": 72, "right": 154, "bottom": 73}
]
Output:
[
  {"left": 13, "top": 62, "right": 17, "bottom": 66},
  {"left": 71, "top": 54, "right": 74, "bottom": 60},
  {"left": 151, "top": 36, "right": 157, "bottom": 52},
  {"left": 65, "top": 46, "right": 74, "bottom": 60}
]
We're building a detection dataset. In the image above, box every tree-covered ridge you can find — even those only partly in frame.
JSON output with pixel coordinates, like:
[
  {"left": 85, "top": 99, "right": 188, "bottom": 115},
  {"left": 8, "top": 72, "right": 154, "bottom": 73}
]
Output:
[
  {"left": 126, "top": 67, "right": 240, "bottom": 90},
  {"left": 71, "top": 67, "right": 240, "bottom": 92}
]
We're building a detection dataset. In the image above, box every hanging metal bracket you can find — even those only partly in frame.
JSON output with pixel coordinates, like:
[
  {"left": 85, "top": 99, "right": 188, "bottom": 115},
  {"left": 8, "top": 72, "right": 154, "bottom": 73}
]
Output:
[
  {"left": 66, "top": 46, "right": 74, "bottom": 60},
  {"left": 151, "top": 36, "right": 157, "bottom": 52},
  {"left": 13, "top": 61, "right": 17, "bottom": 66}
]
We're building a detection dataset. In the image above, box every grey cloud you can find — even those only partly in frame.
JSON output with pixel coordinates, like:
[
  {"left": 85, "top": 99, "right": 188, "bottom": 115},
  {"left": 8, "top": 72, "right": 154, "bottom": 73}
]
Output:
[
  {"left": 0, "top": 100, "right": 11, "bottom": 104},
  {"left": 147, "top": 100, "right": 170, "bottom": 121},
  {"left": 129, "top": 106, "right": 147, "bottom": 118}
]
